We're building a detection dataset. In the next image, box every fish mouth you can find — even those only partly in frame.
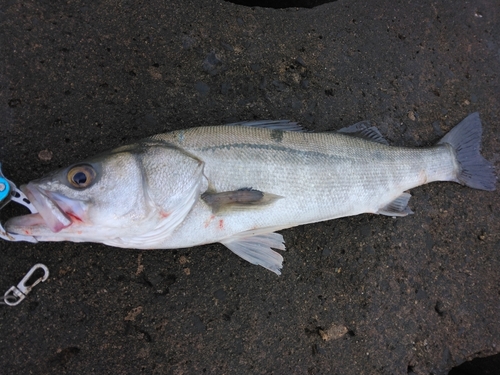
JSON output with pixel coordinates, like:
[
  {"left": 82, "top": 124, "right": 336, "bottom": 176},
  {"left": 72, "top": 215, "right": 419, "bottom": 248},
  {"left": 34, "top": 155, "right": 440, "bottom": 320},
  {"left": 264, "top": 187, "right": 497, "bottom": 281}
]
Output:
[{"left": 5, "top": 183, "right": 85, "bottom": 235}]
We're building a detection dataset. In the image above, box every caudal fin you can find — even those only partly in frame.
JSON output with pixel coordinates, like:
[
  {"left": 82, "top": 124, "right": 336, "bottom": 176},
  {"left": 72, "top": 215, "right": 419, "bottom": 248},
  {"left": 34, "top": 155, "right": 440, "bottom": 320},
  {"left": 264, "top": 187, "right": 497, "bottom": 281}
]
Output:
[{"left": 438, "top": 112, "right": 496, "bottom": 191}]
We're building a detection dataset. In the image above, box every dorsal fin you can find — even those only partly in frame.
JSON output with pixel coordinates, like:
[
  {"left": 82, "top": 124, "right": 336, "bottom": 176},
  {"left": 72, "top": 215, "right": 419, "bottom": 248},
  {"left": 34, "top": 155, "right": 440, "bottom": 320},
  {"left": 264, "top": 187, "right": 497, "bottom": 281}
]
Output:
[
  {"left": 337, "top": 121, "right": 389, "bottom": 145},
  {"left": 226, "top": 120, "right": 305, "bottom": 132}
]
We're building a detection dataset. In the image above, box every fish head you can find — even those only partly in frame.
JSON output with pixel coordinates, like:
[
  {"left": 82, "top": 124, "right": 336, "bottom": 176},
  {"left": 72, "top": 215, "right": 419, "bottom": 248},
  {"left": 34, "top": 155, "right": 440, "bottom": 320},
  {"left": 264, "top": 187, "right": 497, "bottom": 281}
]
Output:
[{"left": 5, "top": 142, "right": 205, "bottom": 246}]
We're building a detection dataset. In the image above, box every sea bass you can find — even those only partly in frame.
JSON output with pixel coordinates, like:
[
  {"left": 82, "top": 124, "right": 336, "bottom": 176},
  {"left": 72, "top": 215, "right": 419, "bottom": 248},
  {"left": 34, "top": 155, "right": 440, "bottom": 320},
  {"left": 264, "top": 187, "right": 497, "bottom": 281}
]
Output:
[{"left": 2, "top": 113, "right": 496, "bottom": 274}]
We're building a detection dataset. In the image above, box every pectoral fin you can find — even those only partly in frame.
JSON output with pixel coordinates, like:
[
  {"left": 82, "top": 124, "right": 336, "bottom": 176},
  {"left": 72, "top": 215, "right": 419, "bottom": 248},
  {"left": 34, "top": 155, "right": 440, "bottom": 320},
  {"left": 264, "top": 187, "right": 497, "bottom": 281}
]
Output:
[
  {"left": 221, "top": 232, "right": 286, "bottom": 275},
  {"left": 377, "top": 193, "right": 414, "bottom": 217},
  {"left": 201, "top": 188, "right": 283, "bottom": 214}
]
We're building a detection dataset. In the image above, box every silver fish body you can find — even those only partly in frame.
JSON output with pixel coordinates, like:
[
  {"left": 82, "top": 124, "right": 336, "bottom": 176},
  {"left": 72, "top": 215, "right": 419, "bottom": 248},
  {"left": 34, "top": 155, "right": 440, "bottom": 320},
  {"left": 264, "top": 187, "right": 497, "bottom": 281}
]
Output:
[
  {"left": 4, "top": 113, "right": 496, "bottom": 274},
  {"left": 155, "top": 125, "right": 455, "bottom": 245}
]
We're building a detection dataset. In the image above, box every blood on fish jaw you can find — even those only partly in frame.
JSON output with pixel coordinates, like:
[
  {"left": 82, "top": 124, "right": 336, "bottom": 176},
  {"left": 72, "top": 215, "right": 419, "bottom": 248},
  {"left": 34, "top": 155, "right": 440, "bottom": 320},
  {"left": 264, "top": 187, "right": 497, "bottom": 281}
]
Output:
[{"left": 66, "top": 212, "right": 82, "bottom": 223}]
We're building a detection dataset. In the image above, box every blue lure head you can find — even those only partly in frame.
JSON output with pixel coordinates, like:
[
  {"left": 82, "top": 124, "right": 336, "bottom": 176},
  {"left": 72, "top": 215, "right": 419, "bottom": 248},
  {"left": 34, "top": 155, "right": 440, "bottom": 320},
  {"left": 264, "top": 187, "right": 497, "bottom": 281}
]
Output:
[
  {"left": 0, "top": 163, "right": 38, "bottom": 243},
  {"left": 0, "top": 163, "right": 11, "bottom": 205}
]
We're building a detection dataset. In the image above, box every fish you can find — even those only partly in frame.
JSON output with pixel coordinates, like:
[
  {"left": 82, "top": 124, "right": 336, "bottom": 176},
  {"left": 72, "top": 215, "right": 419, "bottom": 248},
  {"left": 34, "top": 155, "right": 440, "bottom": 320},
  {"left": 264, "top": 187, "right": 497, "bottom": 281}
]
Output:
[{"left": 2, "top": 113, "right": 496, "bottom": 274}]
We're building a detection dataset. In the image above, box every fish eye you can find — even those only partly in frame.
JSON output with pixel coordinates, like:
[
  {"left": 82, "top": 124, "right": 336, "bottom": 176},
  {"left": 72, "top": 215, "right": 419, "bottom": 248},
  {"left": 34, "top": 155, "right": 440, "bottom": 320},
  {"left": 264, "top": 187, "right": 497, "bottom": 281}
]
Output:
[{"left": 67, "top": 165, "right": 96, "bottom": 188}]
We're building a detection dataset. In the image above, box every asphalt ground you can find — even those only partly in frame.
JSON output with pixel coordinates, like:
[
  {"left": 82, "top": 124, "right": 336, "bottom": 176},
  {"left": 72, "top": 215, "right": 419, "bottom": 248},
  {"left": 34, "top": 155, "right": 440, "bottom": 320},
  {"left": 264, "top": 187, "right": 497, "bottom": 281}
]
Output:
[{"left": 1, "top": 1, "right": 499, "bottom": 374}]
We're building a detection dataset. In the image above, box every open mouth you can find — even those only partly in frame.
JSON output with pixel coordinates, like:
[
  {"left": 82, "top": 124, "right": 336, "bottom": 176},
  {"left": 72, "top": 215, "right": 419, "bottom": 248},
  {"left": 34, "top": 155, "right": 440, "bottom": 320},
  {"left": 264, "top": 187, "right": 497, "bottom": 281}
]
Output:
[{"left": 5, "top": 183, "right": 83, "bottom": 235}]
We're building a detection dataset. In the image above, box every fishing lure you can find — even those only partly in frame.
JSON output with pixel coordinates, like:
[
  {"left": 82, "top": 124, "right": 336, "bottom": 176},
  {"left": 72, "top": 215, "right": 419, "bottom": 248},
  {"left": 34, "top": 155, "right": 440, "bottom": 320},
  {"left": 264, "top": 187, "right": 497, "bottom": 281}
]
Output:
[{"left": 0, "top": 163, "right": 38, "bottom": 243}]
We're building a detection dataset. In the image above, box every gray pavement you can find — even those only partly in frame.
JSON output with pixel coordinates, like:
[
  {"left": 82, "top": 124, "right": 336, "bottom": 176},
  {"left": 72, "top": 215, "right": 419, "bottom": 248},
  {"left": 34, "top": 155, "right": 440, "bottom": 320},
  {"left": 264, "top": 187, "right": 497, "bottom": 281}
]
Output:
[{"left": 1, "top": 1, "right": 499, "bottom": 374}]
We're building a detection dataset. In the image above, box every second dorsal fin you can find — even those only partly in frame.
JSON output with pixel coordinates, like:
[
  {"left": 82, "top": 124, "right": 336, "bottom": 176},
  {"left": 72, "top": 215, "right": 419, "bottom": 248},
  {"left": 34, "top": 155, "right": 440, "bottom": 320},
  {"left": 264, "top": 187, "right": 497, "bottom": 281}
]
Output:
[{"left": 337, "top": 121, "right": 389, "bottom": 145}]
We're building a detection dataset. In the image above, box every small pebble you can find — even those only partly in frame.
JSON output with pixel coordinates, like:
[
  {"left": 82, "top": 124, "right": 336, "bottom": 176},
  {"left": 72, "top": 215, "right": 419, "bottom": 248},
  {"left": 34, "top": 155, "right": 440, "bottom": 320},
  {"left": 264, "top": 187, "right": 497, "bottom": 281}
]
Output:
[
  {"left": 195, "top": 81, "right": 210, "bottom": 96},
  {"left": 220, "top": 41, "right": 234, "bottom": 52},
  {"left": 319, "top": 324, "right": 348, "bottom": 341},
  {"left": 250, "top": 63, "right": 261, "bottom": 72},
  {"left": 295, "top": 56, "right": 307, "bottom": 67},
  {"left": 38, "top": 149, "right": 53, "bottom": 161},
  {"left": 202, "top": 51, "right": 223, "bottom": 76},
  {"left": 124, "top": 306, "right": 143, "bottom": 321}
]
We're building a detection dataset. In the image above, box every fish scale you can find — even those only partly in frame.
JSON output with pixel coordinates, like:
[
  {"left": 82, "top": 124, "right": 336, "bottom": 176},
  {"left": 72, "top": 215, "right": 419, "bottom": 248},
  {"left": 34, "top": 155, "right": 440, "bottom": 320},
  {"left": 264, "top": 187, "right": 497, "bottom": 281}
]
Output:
[
  {"left": 158, "top": 126, "right": 457, "bottom": 250},
  {"left": 1, "top": 113, "right": 495, "bottom": 274}
]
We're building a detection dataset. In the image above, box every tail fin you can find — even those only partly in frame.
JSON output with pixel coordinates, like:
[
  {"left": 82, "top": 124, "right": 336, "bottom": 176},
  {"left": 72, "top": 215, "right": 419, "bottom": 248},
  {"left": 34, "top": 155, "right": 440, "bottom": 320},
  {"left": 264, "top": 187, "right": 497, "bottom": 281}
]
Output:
[{"left": 438, "top": 112, "right": 496, "bottom": 191}]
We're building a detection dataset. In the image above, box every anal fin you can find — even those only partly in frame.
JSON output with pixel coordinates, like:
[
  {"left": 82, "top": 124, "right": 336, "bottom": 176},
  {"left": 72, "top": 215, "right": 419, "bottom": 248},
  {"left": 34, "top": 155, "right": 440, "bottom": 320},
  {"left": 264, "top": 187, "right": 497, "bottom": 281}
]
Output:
[
  {"left": 377, "top": 192, "right": 414, "bottom": 217},
  {"left": 221, "top": 232, "right": 286, "bottom": 275}
]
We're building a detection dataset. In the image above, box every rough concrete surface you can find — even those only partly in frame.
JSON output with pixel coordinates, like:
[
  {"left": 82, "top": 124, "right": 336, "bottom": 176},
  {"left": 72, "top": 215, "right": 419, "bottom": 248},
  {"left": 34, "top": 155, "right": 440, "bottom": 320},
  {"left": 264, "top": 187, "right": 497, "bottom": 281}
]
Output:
[{"left": 1, "top": 0, "right": 499, "bottom": 374}]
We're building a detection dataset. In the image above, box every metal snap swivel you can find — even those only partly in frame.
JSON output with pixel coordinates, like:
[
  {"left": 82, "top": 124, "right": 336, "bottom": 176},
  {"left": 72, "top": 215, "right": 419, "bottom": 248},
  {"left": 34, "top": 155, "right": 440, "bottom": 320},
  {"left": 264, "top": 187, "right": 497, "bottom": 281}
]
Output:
[{"left": 2, "top": 264, "right": 49, "bottom": 306}]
